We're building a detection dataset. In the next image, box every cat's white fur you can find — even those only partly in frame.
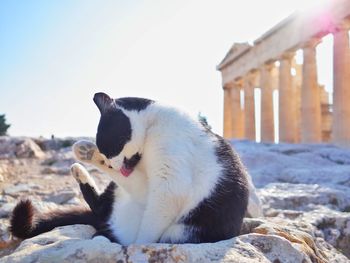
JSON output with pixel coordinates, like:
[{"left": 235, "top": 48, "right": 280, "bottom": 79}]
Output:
[{"left": 73, "top": 102, "right": 262, "bottom": 245}]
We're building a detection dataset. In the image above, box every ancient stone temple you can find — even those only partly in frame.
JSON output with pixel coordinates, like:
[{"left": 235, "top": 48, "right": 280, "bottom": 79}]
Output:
[{"left": 218, "top": 0, "right": 350, "bottom": 146}]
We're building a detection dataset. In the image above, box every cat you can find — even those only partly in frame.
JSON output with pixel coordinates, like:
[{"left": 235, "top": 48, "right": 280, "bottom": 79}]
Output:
[{"left": 10, "top": 92, "right": 260, "bottom": 245}]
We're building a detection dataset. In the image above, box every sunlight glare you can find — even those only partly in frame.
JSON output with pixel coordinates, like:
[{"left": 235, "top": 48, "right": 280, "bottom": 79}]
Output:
[{"left": 295, "top": 0, "right": 330, "bottom": 13}]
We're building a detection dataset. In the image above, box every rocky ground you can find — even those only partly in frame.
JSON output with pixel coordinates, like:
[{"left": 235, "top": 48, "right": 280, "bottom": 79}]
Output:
[{"left": 0, "top": 136, "right": 350, "bottom": 262}]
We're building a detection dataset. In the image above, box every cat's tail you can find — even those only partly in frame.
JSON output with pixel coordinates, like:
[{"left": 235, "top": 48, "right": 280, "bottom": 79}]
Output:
[{"left": 10, "top": 199, "right": 99, "bottom": 239}]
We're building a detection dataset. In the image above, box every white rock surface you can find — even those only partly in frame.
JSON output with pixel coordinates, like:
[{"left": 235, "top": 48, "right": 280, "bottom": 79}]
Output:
[
  {"left": 2, "top": 218, "right": 349, "bottom": 263},
  {"left": 246, "top": 173, "right": 263, "bottom": 217},
  {"left": 233, "top": 140, "right": 350, "bottom": 258},
  {"left": 3, "top": 183, "right": 34, "bottom": 197},
  {"left": 259, "top": 183, "right": 350, "bottom": 212},
  {"left": 0, "top": 203, "right": 16, "bottom": 218},
  {"left": 43, "top": 190, "right": 77, "bottom": 204},
  {"left": 234, "top": 141, "right": 350, "bottom": 189}
]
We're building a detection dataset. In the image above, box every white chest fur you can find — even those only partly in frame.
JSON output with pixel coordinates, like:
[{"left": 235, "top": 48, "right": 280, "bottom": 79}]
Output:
[
  {"left": 108, "top": 190, "right": 145, "bottom": 245},
  {"left": 107, "top": 168, "right": 148, "bottom": 245}
]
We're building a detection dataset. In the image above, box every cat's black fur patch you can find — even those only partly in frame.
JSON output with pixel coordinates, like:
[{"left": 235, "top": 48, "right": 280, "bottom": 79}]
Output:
[
  {"left": 30, "top": 208, "right": 98, "bottom": 237},
  {"left": 10, "top": 200, "right": 35, "bottom": 239},
  {"left": 96, "top": 109, "right": 131, "bottom": 159},
  {"left": 182, "top": 136, "right": 249, "bottom": 243},
  {"left": 79, "top": 183, "right": 99, "bottom": 212},
  {"left": 123, "top": 153, "right": 141, "bottom": 170},
  {"left": 94, "top": 182, "right": 117, "bottom": 222},
  {"left": 79, "top": 181, "right": 119, "bottom": 242},
  {"left": 115, "top": 97, "right": 154, "bottom": 112},
  {"left": 10, "top": 199, "right": 99, "bottom": 239}
]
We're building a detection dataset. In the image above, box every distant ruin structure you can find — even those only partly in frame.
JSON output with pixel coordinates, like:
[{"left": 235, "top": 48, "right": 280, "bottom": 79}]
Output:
[{"left": 218, "top": 0, "right": 350, "bottom": 146}]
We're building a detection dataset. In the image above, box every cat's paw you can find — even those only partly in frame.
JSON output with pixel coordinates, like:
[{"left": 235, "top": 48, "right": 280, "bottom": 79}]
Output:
[
  {"left": 73, "top": 140, "right": 111, "bottom": 171},
  {"left": 70, "top": 163, "right": 90, "bottom": 184},
  {"left": 73, "top": 140, "right": 104, "bottom": 165},
  {"left": 70, "top": 162, "right": 100, "bottom": 192},
  {"left": 73, "top": 140, "right": 99, "bottom": 162}
]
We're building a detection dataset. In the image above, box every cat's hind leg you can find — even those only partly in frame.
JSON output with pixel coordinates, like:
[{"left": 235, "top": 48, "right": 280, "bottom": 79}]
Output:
[
  {"left": 71, "top": 163, "right": 100, "bottom": 212},
  {"left": 70, "top": 163, "right": 118, "bottom": 242},
  {"left": 70, "top": 163, "right": 117, "bottom": 222}
]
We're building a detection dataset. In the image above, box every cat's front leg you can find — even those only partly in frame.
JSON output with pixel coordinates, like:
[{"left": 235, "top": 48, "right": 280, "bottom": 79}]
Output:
[
  {"left": 134, "top": 167, "right": 190, "bottom": 244},
  {"left": 73, "top": 140, "right": 114, "bottom": 174}
]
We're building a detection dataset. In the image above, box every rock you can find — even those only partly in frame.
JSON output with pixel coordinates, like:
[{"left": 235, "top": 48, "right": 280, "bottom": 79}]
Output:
[
  {"left": 34, "top": 138, "right": 78, "bottom": 151},
  {"left": 15, "top": 139, "right": 45, "bottom": 159},
  {"left": 3, "top": 184, "right": 33, "bottom": 197},
  {"left": 40, "top": 149, "right": 76, "bottom": 176},
  {"left": 41, "top": 166, "right": 71, "bottom": 175},
  {"left": 0, "top": 162, "right": 12, "bottom": 181},
  {"left": 0, "top": 218, "right": 18, "bottom": 259},
  {"left": 259, "top": 183, "right": 350, "bottom": 212},
  {"left": 270, "top": 206, "right": 350, "bottom": 259},
  {"left": 311, "top": 208, "right": 350, "bottom": 258},
  {"left": 44, "top": 191, "right": 77, "bottom": 204},
  {"left": 0, "top": 219, "right": 10, "bottom": 242},
  {"left": 0, "top": 203, "right": 15, "bottom": 218},
  {"left": 246, "top": 173, "right": 263, "bottom": 217},
  {"left": 66, "top": 197, "right": 82, "bottom": 205},
  {"left": 0, "top": 195, "right": 15, "bottom": 204},
  {"left": 40, "top": 166, "right": 56, "bottom": 174},
  {"left": 233, "top": 140, "right": 350, "bottom": 189},
  {"left": 257, "top": 182, "right": 350, "bottom": 257},
  {"left": 0, "top": 137, "right": 45, "bottom": 159},
  {"left": 1, "top": 218, "right": 348, "bottom": 262},
  {"left": 232, "top": 140, "right": 350, "bottom": 258}
]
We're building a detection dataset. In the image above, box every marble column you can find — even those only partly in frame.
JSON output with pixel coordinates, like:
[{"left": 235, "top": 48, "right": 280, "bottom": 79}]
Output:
[
  {"left": 244, "top": 72, "right": 256, "bottom": 141},
  {"left": 279, "top": 52, "right": 297, "bottom": 142},
  {"left": 301, "top": 39, "right": 322, "bottom": 143},
  {"left": 292, "top": 62, "right": 302, "bottom": 143},
  {"left": 260, "top": 63, "right": 275, "bottom": 142},
  {"left": 332, "top": 22, "right": 350, "bottom": 146},
  {"left": 231, "top": 82, "right": 245, "bottom": 138},
  {"left": 223, "top": 83, "right": 234, "bottom": 138}
]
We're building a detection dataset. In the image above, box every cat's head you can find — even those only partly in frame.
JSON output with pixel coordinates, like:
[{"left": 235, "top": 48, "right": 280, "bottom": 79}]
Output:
[{"left": 93, "top": 92, "right": 153, "bottom": 177}]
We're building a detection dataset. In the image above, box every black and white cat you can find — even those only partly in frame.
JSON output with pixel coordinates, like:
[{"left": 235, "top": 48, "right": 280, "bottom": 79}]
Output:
[{"left": 10, "top": 92, "right": 260, "bottom": 245}]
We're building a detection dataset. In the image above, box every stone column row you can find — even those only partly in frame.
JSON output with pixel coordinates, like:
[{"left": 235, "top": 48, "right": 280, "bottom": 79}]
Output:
[
  {"left": 258, "top": 42, "right": 322, "bottom": 144},
  {"left": 224, "top": 22, "right": 349, "bottom": 146}
]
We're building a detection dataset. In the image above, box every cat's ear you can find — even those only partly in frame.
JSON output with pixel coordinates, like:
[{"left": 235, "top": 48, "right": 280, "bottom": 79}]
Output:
[{"left": 93, "top": 92, "right": 114, "bottom": 114}]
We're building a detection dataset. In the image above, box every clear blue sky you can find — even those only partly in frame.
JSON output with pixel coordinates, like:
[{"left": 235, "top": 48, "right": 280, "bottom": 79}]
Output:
[{"left": 0, "top": 0, "right": 332, "bottom": 137}]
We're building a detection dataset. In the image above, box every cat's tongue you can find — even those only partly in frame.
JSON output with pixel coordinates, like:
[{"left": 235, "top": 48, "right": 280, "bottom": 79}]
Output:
[{"left": 120, "top": 165, "right": 133, "bottom": 177}]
